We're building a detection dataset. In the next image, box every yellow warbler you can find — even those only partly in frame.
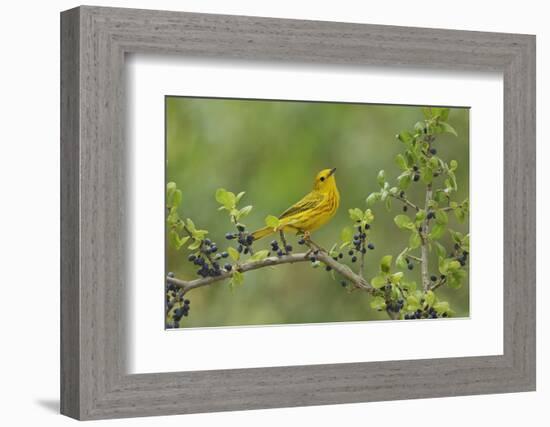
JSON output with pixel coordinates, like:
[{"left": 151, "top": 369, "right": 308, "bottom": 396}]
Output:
[{"left": 252, "top": 168, "right": 340, "bottom": 241}]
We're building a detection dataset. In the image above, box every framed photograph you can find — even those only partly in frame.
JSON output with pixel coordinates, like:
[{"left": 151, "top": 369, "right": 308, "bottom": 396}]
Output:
[{"left": 61, "top": 6, "right": 536, "bottom": 420}]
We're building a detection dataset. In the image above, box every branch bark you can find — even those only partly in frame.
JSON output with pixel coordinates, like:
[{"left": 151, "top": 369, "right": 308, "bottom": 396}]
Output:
[
  {"left": 420, "top": 184, "right": 432, "bottom": 292},
  {"left": 167, "top": 247, "right": 375, "bottom": 296}
]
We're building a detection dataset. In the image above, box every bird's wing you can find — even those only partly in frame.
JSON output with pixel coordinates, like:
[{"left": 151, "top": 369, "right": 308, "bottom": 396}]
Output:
[{"left": 278, "top": 191, "right": 325, "bottom": 221}]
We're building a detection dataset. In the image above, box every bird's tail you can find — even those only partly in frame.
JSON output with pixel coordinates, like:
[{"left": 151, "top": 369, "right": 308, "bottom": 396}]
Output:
[{"left": 251, "top": 226, "right": 275, "bottom": 241}]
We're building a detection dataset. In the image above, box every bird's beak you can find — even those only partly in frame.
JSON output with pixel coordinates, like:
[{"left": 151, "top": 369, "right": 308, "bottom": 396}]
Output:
[{"left": 328, "top": 168, "right": 336, "bottom": 177}]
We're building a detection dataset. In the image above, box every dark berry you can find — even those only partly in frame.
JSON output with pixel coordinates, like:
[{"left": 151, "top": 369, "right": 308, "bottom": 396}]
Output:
[
  {"left": 385, "top": 284, "right": 392, "bottom": 291},
  {"left": 298, "top": 238, "right": 305, "bottom": 245},
  {"left": 204, "top": 238, "right": 211, "bottom": 245},
  {"left": 418, "top": 226, "right": 423, "bottom": 233},
  {"left": 454, "top": 243, "right": 460, "bottom": 250},
  {"left": 413, "top": 174, "right": 420, "bottom": 182},
  {"left": 408, "top": 264, "right": 414, "bottom": 270},
  {"left": 351, "top": 256, "right": 357, "bottom": 263},
  {"left": 433, "top": 172, "right": 440, "bottom": 177},
  {"left": 459, "top": 259, "right": 466, "bottom": 266},
  {"left": 271, "top": 239, "right": 279, "bottom": 247},
  {"left": 430, "top": 275, "right": 437, "bottom": 282},
  {"left": 353, "top": 233, "right": 360, "bottom": 240},
  {"left": 367, "top": 243, "right": 375, "bottom": 250},
  {"left": 167, "top": 272, "right": 175, "bottom": 278},
  {"left": 243, "top": 247, "right": 249, "bottom": 255},
  {"left": 237, "top": 225, "right": 245, "bottom": 232},
  {"left": 210, "top": 245, "right": 218, "bottom": 253},
  {"left": 277, "top": 249, "right": 284, "bottom": 257},
  {"left": 221, "top": 251, "right": 229, "bottom": 258},
  {"left": 237, "top": 245, "right": 243, "bottom": 253},
  {"left": 440, "top": 274, "right": 446, "bottom": 280},
  {"left": 430, "top": 148, "right": 437, "bottom": 155},
  {"left": 413, "top": 165, "right": 419, "bottom": 171},
  {"left": 325, "top": 266, "right": 332, "bottom": 272},
  {"left": 224, "top": 263, "right": 232, "bottom": 271},
  {"left": 427, "top": 211, "right": 435, "bottom": 220},
  {"left": 285, "top": 244, "right": 293, "bottom": 252},
  {"left": 403, "top": 205, "right": 408, "bottom": 212},
  {"left": 442, "top": 313, "right": 448, "bottom": 318},
  {"left": 399, "top": 191, "right": 405, "bottom": 198},
  {"left": 310, "top": 256, "right": 317, "bottom": 263},
  {"left": 338, "top": 253, "right": 343, "bottom": 259},
  {"left": 361, "top": 247, "right": 366, "bottom": 254},
  {"left": 225, "top": 232, "right": 235, "bottom": 240},
  {"left": 246, "top": 235, "right": 254, "bottom": 245},
  {"left": 348, "top": 250, "right": 354, "bottom": 256},
  {"left": 341, "top": 281, "right": 347, "bottom": 287}
]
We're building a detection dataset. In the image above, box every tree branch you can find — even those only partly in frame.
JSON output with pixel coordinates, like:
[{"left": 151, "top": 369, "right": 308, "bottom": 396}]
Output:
[
  {"left": 420, "top": 184, "right": 432, "bottom": 292},
  {"left": 167, "top": 246, "right": 375, "bottom": 296}
]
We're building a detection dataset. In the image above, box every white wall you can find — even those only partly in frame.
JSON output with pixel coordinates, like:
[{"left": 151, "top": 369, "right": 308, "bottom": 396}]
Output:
[{"left": 0, "top": 0, "right": 546, "bottom": 425}]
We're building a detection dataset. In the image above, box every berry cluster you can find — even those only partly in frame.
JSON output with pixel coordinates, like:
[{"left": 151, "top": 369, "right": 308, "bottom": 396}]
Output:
[
  {"left": 404, "top": 306, "right": 447, "bottom": 320},
  {"left": 186, "top": 238, "right": 232, "bottom": 278},
  {"left": 386, "top": 298, "right": 404, "bottom": 313},
  {"left": 270, "top": 239, "right": 292, "bottom": 256},
  {"left": 225, "top": 224, "right": 254, "bottom": 255},
  {"left": 348, "top": 222, "right": 374, "bottom": 263},
  {"left": 165, "top": 273, "right": 192, "bottom": 328},
  {"left": 453, "top": 243, "right": 469, "bottom": 266}
]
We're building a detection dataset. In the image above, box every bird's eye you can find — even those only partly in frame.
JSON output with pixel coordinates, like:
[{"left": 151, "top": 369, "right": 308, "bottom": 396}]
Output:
[{"left": 320, "top": 176, "right": 325, "bottom": 182}]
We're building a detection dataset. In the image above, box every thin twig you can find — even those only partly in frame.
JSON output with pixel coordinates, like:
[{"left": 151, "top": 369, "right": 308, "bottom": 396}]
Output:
[{"left": 390, "top": 194, "right": 420, "bottom": 211}]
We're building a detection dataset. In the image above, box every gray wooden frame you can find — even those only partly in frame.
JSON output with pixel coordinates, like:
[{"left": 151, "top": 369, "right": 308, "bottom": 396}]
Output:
[{"left": 60, "top": 5, "right": 536, "bottom": 420}]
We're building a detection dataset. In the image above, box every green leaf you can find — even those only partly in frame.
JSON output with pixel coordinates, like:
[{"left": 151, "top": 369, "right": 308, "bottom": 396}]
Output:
[
  {"left": 435, "top": 209, "right": 448, "bottom": 225},
  {"left": 380, "top": 255, "right": 393, "bottom": 273},
  {"left": 265, "top": 215, "right": 280, "bottom": 229},
  {"left": 439, "top": 121, "right": 457, "bottom": 136},
  {"left": 341, "top": 226, "right": 353, "bottom": 244},
  {"left": 366, "top": 192, "right": 381, "bottom": 206},
  {"left": 348, "top": 208, "right": 364, "bottom": 222},
  {"left": 409, "top": 231, "right": 421, "bottom": 249},
  {"left": 415, "top": 209, "right": 427, "bottom": 223},
  {"left": 395, "top": 154, "right": 408, "bottom": 171},
  {"left": 377, "top": 170, "right": 386, "bottom": 187},
  {"left": 390, "top": 272, "right": 404, "bottom": 284},
  {"left": 235, "top": 191, "right": 246, "bottom": 204},
  {"left": 168, "top": 230, "right": 181, "bottom": 250},
  {"left": 185, "top": 218, "right": 196, "bottom": 233},
  {"left": 397, "top": 172, "right": 412, "bottom": 190},
  {"left": 423, "top": 107, "right": 449, "bottom": 121},
  {"left": 429, "top": 223, "right": 446, "bottom": 240},
  {"left": 227, "top": 246, "right": 240, "bottom": 261},
  {"left": 434, "top": 301, "right": 450, "bottom": 314},
  {"left": 425, "top": 290, "right": 436, "bottom": 307},
  {"left": 237, "top": 205, "right": 253, "bottom": 219},
  {"left": 370, "top": 296, "right": 387, "bottom": 311},
  {"left": 215, "top": 188, "right": 236, "bottom": 209},
  {"left": 230, "top": 271, "right": 244, "bottom": 290},
  {"left": 188, "top": 239, "right": 202, "bottom": 251},
  {"left": 397, "top": 131, "right": 413, "bottom": 144},
  {"left": 166, "top": 181, "right": 176, "bottom": 195},
  {"left": 170, "top": 189, "right": 182, "bottom": 209},
  {"left": 420, "top": 166, "right": 432, "bottom": 184},
  {"left": 402, "top": 281, "right": 417, "bottom": 292},
  {"left": 396, "top": 248, "right": 409, "bottom": 269},
  {"left": 394, "top": 214, "right": 414, "bottom": 230},
  {"left": 433, "top": 241, "right": 446, "bottom": 259},
  {"left": 363, "top": 209, "right": 375, "bottom": 224},
  {"left": 250, "top": 250, "right": 269, "bottom": 261},
  {"left": 449, "top": 160, "right": 458, "bottom": 171},
  {"left": 406, "top": 294, "right": 421, "bottom": 312},
  {"left": 371, "top": 275, "right": 387, "bottom": 289}
]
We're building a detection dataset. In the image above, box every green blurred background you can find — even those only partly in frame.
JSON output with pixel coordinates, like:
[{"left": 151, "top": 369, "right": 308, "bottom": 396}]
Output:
[{"left": 166, "top": 97, "right": 469, "bottom": 328}]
